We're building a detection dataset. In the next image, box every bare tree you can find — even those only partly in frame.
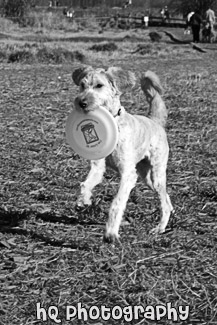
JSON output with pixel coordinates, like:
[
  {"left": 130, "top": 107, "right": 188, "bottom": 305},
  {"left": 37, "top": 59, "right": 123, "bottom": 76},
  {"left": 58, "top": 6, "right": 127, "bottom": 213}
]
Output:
[
  {"left": 174, "top": 0, "right": 216, "bottom": 17},
  {"left": 1, "top": 0, "right": 33, "bottom": 22}
]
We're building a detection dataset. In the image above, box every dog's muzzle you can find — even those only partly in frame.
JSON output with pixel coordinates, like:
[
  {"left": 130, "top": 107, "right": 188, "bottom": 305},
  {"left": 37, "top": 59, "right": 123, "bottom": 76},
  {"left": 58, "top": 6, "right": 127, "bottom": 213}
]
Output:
[{"left": 74, "top": 97, "right": 90, "bottom": 112}]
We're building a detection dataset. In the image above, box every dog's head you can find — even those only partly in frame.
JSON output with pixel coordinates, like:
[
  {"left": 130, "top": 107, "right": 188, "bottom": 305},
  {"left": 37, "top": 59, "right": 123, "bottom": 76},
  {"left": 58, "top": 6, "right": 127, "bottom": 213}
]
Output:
[{"left": 72, "top": 66, "right": 136, "bottom": 116}]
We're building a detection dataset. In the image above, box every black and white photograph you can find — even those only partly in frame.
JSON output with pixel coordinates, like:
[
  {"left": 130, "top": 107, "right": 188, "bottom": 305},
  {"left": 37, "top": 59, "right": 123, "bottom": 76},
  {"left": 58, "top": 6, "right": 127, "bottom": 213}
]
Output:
[{"left": 0, "top": 0, "right": 216, "bottom": 324}]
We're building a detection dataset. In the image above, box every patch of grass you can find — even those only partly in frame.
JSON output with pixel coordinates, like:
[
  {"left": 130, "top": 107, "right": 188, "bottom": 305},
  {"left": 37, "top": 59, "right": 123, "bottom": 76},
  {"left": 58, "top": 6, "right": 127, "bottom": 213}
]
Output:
[
  {"left": 77, "top": 14, "right": 101, "bottom": 31},
  {"left": 36, "top": 47, "right": 85, "bottom": 64},
  {"left": 0, "top": 43, "right": 85, "bottom": 63},
  {"left": 25, "top": 11, "right": 80, "bottom": 32},
  {"left": 89, "top": 42, "right": 118, "bottom": 52},
  {"left": 8, "top": 50, "right": 34, "bottom": 63},
  {"left": 0, "top": 50, "right": 7, "bottom": 62},
  {"left": 132, "top": 43, "right": 153, "bottom": 55},
  {"left": 131, "top": 42, "right": 196, "bottom": 58},
  {"left": 0, "top": 16, "right": 19, "bottom": 33}
]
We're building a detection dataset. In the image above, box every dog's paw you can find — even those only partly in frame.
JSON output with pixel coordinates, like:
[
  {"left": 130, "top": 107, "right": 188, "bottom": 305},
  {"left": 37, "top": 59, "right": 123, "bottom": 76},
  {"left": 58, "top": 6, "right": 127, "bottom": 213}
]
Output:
[
  {"left": 103, "top": 231, "right": 120, "bottom": 244},
  {"left": 76, "top": 196, "right": 92, "bottom": 208},
  {"left": 75, "top": 204, "right": 88, "bottom": 212},
  {"left": 149, "top": 224, "right": 165, "bottom": 236}
]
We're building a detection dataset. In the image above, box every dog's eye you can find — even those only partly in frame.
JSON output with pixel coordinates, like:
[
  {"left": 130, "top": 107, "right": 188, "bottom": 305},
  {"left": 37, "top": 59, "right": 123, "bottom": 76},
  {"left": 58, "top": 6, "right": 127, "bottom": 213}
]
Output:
[{"left": 96, "top": 84, "right": 103, "bottom": 88}]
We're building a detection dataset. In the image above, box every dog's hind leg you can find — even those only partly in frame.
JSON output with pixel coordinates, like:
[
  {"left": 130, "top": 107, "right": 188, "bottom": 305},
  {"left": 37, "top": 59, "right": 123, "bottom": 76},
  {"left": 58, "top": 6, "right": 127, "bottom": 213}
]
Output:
[
  {"left": 137, "top": 158, "right": 173, "bottom": 234},
  {"left": 77, "top": 159, "right": 106, "bottom": 207},
  {"left": 104, "top": 166, "right": 138, "bottom": 243},
  {"left": 149, "top": 166, "right": 173, "bottom": 234}
]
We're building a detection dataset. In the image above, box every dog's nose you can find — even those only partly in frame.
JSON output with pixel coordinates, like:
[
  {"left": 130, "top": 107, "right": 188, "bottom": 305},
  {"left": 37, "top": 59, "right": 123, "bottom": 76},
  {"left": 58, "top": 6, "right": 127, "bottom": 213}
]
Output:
[{"left": 79, "top": 99, "right": 87, "bottom": 109}]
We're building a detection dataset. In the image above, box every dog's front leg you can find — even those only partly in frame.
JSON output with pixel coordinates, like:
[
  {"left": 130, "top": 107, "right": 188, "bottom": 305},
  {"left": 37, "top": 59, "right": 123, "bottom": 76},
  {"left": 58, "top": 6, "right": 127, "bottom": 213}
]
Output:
[
  {"left": 77, "top": 159, "right": 106, "bottom": 207},
  {"left": 104, "top": 167, "right": 138, "bottom": 243}
]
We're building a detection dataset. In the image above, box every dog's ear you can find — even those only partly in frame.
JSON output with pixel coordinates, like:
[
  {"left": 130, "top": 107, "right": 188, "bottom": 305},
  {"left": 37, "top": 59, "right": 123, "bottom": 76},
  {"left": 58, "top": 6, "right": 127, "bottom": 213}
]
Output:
[
  {"left": 72, "top": 66, "right": 93, "bottom": 86},
  {"left": 105, "top": 67, "right": 136, "bottom": 94}
]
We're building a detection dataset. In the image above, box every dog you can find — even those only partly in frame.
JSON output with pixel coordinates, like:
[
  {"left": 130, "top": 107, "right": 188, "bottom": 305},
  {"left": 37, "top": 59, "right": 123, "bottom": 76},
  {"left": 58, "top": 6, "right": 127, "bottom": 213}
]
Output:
[
  {"left": 202, "top": 23, "right": 217, "bottom": 43},
  {"left": 72, "top": 66, "right": 173, "bottom": 243}
]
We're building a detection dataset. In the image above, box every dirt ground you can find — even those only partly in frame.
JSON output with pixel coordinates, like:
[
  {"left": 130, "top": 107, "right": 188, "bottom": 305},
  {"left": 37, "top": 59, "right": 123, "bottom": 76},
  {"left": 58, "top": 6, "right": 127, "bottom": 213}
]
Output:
[{"left": 0, "top": 28, "right": 217, "bottom": 324}]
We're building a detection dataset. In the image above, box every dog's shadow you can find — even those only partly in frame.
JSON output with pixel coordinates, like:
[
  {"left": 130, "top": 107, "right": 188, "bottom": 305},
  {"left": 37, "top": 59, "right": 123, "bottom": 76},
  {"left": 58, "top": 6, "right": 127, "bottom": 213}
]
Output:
[
  {"left": 0, "top": 207, "right": 97, "bottom": 251},
  {"left": 0, "top": 200, "right": 177, "bottom": 250}
]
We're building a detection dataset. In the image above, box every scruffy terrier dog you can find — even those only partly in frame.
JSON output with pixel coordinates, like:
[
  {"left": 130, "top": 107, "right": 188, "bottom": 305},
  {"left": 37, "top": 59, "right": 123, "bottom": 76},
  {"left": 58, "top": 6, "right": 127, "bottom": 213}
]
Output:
[{"left": 72, "top": 66, "right": 173, "bottom": 243}]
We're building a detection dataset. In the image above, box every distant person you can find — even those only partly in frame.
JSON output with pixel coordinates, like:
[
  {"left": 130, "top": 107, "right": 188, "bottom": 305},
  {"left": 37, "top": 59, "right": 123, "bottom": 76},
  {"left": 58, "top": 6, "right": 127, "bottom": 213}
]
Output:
[
  {"left": 67, "top": 9, "right": 74, "bottom": 18},
  {"left": 143, "top": 15, "right": 149, "bottom": 27},
  {"left": 161, "top": 6, "right": 170, "bottom": 23},
  {"left": 141, "top": 10, "right": 149, "bottom": 28},
  {"left": 160, "top": 7, "right": 164, "bottom": 18},
  {"left": 123, "top": 0, "right": 132, "bottom": 9},
  {"left": 164, "top": 6, "right": 170, "bottom": 20},
  {"left": 184, "top": 11, "right": 194, "bottom": 34},
  {"left": 190, "top": 10, "right": 203, "bottom": 42},
  {"left": 206, "top": 7, "right": 216, "bottom": 32},
  {"left": 187, "top": 11, "right": 195, "bottom": 27}
]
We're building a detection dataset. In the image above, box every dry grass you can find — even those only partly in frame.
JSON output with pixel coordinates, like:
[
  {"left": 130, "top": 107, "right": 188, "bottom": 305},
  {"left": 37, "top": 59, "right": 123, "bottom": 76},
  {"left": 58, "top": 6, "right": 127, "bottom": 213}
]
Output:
[
  {"left": 0, "top": 11, "right": 100, "bottom": 36},
  {"left": 89, "top": 42, "right": 118, "bottom": 52},
  {"left": 0, "top": 43, "right": 86, "bottom": 64},
  {"left": 0, "top": 34, "right": 198, "bottom": 65},
  {"left": 24, "top": 11, "right": 80, "bottom": 32},
  {"left": 0, "top": 26, "right": 217, "bottom": 325},
  {"left": 0, "top": 17, "right": 19, "bottom": 33}
]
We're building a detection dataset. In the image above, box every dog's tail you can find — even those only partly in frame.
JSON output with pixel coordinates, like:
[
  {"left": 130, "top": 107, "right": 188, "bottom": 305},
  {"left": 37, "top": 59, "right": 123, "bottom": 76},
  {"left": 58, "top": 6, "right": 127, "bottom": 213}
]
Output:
[{"left": 140, "top": 71, "right": 167, "bottom": 127}]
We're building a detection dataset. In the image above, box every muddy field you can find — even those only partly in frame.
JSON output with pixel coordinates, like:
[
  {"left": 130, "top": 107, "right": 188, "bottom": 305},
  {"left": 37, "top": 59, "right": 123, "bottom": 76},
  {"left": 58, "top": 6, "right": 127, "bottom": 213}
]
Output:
[{"left": 0, "top": 30, "right": 217, "bottom": 325}]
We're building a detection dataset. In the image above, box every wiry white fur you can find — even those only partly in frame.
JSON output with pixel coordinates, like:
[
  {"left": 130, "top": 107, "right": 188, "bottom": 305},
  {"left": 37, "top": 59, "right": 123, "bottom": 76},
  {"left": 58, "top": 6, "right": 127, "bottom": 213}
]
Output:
[{"left": 72, "top": 65, "right": 174, "bottom": 243}]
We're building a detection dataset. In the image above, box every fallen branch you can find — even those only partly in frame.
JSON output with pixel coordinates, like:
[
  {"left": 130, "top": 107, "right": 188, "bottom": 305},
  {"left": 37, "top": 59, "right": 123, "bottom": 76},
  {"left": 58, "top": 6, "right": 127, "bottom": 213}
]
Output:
[
  {"left": 164, "top": 31, "right": 191, "bottom": 44},
  {"left": 191, "top": 42, "right": 207, "bottom": 53}
]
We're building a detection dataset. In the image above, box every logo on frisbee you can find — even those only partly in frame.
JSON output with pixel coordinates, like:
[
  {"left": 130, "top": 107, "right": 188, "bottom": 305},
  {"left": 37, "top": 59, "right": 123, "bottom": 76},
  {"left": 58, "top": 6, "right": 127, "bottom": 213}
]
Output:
[{"left": 81, "top": 123, "right": 99, "bottom": 145}]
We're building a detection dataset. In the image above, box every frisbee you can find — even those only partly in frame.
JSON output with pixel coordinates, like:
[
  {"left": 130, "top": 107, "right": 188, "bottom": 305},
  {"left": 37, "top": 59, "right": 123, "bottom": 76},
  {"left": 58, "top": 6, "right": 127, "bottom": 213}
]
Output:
[{"left": 66, "top": 106, "right": 118, "bottom": 160}]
